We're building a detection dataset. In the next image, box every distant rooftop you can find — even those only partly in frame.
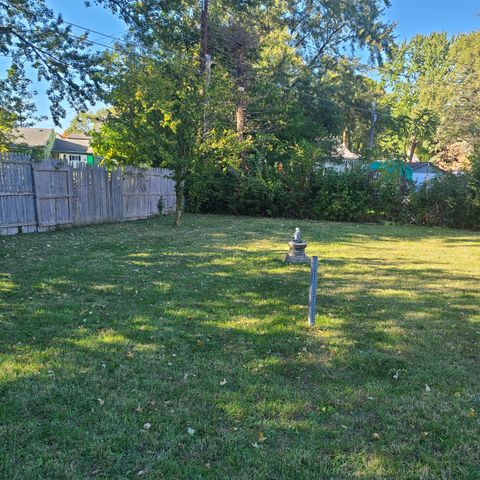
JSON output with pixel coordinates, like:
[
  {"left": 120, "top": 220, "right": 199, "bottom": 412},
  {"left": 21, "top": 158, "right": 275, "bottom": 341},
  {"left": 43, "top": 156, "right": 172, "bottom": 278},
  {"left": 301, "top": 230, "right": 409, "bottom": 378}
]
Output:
[
  {"left": 12, "top": 128, "right": 54, "bottom": 147},
  {"left": 52, "top": 133, "right": 93, "bottom": 155},
  {"left": 64, "top": 133, "right": 90, "bottom": 140}
]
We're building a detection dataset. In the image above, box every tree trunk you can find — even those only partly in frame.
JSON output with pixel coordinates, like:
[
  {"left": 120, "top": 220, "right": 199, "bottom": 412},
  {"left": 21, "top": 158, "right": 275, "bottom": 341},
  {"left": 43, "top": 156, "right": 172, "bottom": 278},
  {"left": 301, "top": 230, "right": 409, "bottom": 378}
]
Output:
[
  {"left": 236, "top": 95, "right": 245, "bottom": 139},
  {"left": 408, "top": 136, "right": 418, "bottom": 163},
  {"left": 175, "top": 180, "right": 185, "bottom": 226},
  {"left": 342, "top": 128, "right": 349, "bottom": 149}
]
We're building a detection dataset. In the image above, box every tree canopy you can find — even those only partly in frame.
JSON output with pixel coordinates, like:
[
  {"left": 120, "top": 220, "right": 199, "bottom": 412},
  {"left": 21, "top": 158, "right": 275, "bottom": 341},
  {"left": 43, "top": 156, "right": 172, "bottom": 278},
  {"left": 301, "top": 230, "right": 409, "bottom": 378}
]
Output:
[{"left": 0, "top": 0, "right": 105, "bottom": 125}]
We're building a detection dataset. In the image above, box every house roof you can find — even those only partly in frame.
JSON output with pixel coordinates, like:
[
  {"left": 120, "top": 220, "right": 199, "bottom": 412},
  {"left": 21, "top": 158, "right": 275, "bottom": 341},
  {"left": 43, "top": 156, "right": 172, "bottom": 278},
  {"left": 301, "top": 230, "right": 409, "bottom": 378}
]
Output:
[
  {"left": 52, "top": 134, "right": 93, "bottom": 155},
  {"left": 408, "top": 162, "right": 443, "bottom": 173},
  {"left": 65, "top": 133, "right": 90, "bottom": 140},
  {"left": 12, "top": 128, "right": 54, "bottom": 147},
  {"left": 408, "top": 162, "right": 431, "bottom": 170}
]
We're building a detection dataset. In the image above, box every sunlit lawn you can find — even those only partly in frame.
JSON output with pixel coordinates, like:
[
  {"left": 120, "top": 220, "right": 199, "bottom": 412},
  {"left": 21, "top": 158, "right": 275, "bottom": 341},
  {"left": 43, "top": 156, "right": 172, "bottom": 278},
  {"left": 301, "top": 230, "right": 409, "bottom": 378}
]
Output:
[{"left": 1, "top": 214, "right": 480, "bottom": 479}]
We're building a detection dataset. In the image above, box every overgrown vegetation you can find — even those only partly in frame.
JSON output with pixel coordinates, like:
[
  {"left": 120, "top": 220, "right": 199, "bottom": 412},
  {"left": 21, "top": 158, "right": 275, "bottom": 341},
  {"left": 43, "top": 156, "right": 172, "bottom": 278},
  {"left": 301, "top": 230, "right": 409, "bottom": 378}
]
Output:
[
  {"left": 187, "top": 159, "right": 480, "bottom": 230},
  {"left": 1, "top": 215, "right": 480, "bottom": 478}
]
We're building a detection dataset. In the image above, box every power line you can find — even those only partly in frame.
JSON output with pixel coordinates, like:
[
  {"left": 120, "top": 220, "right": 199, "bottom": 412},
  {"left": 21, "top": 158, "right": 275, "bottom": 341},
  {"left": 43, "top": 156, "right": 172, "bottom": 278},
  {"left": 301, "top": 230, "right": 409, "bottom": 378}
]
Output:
[
  {"left": 6, "top": 17, "right": 393, "bottom": 125},
  {"left": 61, "top": 24, "right": 382, "bottom": 117},
  {"left": 62, "top": 21, "right": 128, "bottom": 42}
]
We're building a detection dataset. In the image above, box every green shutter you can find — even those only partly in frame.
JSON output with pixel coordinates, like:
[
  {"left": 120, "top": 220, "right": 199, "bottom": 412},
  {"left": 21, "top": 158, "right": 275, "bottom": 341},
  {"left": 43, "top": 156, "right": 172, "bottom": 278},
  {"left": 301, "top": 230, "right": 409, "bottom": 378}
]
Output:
[{"left": 87, "top": 154, "right": 95, "bottom": 166}]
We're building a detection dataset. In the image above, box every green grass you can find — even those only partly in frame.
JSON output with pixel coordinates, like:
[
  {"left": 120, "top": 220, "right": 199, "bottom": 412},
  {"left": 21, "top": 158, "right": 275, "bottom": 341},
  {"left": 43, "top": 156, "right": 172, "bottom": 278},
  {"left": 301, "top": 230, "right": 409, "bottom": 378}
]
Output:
[{"left": 1, "top": 214, "right": 480, "bottom": 479}]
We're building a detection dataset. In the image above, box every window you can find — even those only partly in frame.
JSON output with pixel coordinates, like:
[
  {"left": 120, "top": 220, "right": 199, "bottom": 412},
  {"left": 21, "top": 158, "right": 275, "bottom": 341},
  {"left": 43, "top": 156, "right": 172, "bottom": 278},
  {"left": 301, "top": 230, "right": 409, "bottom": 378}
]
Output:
[{"left": 66, "top": 155, "right": 87, "bottom": 168}]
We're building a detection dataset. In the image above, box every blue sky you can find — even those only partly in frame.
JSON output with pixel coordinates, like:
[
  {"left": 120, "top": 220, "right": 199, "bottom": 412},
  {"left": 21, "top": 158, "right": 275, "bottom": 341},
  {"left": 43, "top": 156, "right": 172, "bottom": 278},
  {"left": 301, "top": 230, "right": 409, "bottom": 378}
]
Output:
[
  {"left": 387, "top": 0, "right": 479, "bottom": 40},
  {"left": 21, "top": 0, "right": 480, "bottom": 128}
]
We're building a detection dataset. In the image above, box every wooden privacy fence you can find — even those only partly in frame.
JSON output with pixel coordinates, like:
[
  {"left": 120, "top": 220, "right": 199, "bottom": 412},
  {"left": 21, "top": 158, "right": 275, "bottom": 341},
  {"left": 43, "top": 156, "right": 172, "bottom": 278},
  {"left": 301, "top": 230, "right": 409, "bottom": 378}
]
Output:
[{"left": 0, "top": 153, "right": 176, "bottom": 235}]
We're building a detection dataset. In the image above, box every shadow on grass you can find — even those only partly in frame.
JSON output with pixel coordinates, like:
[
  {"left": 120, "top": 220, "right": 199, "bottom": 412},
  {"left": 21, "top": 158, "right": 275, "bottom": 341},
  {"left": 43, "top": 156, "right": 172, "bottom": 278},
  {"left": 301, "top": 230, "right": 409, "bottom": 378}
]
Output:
[{"left": 1, "top": 215, "right": 480, "bottom": 479}]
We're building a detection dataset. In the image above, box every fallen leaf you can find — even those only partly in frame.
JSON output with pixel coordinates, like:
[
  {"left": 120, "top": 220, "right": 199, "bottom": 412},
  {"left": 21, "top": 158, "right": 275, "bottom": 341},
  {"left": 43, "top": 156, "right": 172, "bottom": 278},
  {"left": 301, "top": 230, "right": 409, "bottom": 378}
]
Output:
[
  {"left": 425, "top": 384, "right": 431, "bottom": 393},
  {"left": 258, "top": 431, "right": 267, "bottom": 443},
  {"left": 187, "top": 427, "right": 195, "bottom": 436},
  {"left": 143, "top": 423, "right": 152, "bottom": 430},
  {"left": 220, "top": 379, "right": 227, "bottom": 386},
  {"left": 372, "top": 433, "right": 380, "bottom": 440},
  {"left": 252, "top": 442, "right": 260, "bottom": 449},
  {"left": 97, "top": 398, "right": 105, "bottom": 406}
]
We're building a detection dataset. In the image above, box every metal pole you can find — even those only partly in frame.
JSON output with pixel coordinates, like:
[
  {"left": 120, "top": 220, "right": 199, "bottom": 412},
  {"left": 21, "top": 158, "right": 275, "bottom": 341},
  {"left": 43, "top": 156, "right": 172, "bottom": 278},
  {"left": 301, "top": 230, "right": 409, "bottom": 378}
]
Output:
[
  {"left": 308, "top": 256, "right": 318, "bottom": 327},
  {"left": 199, "top": 0, "right": 209, "bottom": 75}
]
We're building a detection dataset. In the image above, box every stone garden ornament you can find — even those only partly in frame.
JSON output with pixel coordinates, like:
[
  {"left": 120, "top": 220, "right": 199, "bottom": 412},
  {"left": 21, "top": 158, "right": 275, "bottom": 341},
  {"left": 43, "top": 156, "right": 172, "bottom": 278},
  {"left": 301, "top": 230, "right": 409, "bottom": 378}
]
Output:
[{"left": 285, "top": 228, "right": 310, "bottom": 264}]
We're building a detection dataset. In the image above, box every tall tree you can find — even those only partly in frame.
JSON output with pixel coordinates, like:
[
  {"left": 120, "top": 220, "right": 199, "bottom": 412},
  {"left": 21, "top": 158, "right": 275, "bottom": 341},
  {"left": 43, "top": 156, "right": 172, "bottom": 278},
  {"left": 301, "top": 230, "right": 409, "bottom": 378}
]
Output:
[
  {"left": 65, "top": 108, "right": 110, "bottom": 135},
  {"left": 380, "top": 33, "right": 450, "bottom": 160},
  {"left": 0, "top": 0, "right": 104, "bottom": 126},
  {"left": 439, "top": 32, "right": 480, "bottom": 150},
  {"left": 0, "top": 62, "right": 39, "bottom": 150},
  {"left": 90, "top": 0, "right": 395, "bottom": 222},
  {"left": 91, "top": 51, "right": 241, "bottom": 225}
]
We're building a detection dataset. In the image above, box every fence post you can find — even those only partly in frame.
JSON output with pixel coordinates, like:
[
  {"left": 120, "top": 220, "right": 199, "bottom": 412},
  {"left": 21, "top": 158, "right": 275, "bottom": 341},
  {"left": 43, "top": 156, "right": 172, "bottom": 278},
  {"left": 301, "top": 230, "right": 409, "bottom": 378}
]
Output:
[{"left": 29, "top": 157, "right": 39, "bottom": 232}]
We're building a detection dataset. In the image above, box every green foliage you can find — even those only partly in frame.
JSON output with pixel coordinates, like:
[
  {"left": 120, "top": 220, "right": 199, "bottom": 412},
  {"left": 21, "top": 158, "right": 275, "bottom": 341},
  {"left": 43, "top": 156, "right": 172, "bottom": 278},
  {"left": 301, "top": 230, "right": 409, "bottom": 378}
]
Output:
[
  {"left": 65, "top": 108, "right": 110, "bottom": 136},
  {"left": 187, "top": 158, "right": 480, "bottom": 230},
  {"left": 438, "top": 32, "right": 480, "bottom": 150},
  {"left": 379, "top": 33, "right": 449, "bottom": 160},
  {"left": 0, "top": 108, "right": 15, "bottom": 152},
  {"left": 0, "top": 63, "right": 40, "bottom": 150},
  {"left": 379, "top": 31, "right": 480, "bottom": 164},
  {"left": 409, "top": 174, "right": 480, "bottom": 229},
  {"left": 0, "top": 0, "right": 104, "bottom": 125},
  {"left": 92, "top": 50, "right": 244, "bottom": 224}
]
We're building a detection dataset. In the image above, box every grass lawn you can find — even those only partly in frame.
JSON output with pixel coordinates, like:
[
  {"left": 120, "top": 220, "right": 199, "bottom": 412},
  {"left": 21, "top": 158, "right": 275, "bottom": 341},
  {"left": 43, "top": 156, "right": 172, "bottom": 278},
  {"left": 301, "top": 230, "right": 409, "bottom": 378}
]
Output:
[{"left": 1, "top": 214, "right": 480, "bottom": 479}]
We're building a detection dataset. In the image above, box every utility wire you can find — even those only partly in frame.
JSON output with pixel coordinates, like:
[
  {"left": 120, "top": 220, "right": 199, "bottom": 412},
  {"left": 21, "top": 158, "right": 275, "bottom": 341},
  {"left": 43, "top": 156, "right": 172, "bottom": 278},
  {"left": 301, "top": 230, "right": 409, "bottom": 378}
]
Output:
[
  {"left": 14, "top": 18, "right": 393, "bottom": 123},
  {"left": 62, "top": 21, "right": 128, "bottom": 42},
  {"left": 63, "top": 26, "right": 383, "bottom": 117}
]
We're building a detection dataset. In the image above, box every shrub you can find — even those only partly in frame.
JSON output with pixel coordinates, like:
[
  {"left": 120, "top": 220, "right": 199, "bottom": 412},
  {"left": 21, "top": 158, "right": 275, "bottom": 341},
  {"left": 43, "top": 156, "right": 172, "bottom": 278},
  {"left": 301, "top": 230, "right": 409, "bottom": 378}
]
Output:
[
  {"left": 409, "top": 174, "right": 477, "bottom": 229},
  {"left": 186, "top": 156, "right": 480, "bottom": 230}
]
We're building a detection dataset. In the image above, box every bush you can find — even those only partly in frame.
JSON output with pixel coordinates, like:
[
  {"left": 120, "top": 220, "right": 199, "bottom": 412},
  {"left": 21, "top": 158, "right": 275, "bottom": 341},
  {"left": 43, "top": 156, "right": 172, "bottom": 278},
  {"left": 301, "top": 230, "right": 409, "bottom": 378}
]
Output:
[
  {"left": 186, "top": 156, "right": 480, "bottom": 230},
  {"left": 409, "top": 174, "right": 478, "bottom": 229}
]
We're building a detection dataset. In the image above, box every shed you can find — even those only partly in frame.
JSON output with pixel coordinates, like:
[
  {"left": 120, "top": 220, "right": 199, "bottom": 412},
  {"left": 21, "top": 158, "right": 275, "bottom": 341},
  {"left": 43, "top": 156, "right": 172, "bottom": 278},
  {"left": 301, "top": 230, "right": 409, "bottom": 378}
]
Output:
[{"left": 408, "top": 162, "right": 443, "bottom": 185}]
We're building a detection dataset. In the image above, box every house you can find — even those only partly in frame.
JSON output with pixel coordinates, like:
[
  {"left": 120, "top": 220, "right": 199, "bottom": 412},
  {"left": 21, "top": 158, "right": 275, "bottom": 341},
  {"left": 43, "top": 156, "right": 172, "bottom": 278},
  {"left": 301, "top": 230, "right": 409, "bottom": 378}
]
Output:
[
  {"left": 408, "top": 162, "right": 443, "bottom": 185},
  {"left": 9, "top": 128, "right": 98, "bottom": 167},
  {"left": 11, "top": 128, "right": 56, "bottom": 159},
  {"left": 51, "top": 133, "right": 97, "bottom": 168},
  {"left": 324, "top": 143, "right": 362, "bottom": 172}
]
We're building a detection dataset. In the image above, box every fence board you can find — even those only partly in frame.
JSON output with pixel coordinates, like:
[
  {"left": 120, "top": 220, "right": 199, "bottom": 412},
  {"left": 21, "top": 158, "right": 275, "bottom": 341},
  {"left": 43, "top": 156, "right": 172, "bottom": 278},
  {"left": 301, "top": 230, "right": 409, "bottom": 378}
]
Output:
[
  {"left": 0, "top": 155, "right": 176, "bottom": 235},
  {"left": 0, "top": 156, "right": 37, "bottom": 234},
  {"left": 32, "top": 161, "right": 73, "bottom": 227}
]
